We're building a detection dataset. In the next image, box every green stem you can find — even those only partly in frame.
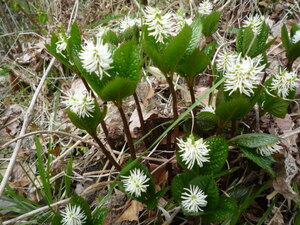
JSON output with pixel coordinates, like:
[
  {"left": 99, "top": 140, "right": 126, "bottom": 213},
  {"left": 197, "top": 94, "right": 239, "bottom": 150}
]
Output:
[{"left": 115, "top": 101, "right": 136, "bottom": 159}]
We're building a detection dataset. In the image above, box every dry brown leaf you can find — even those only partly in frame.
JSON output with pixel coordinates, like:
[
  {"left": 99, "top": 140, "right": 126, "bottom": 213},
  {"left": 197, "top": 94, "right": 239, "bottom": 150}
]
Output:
[{"left": 116, "top": 200, "right": 144, "bottom": 223}]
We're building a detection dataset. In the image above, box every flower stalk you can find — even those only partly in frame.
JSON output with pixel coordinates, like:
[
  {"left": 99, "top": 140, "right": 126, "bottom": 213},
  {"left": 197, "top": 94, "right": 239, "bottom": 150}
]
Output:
[{"left": 114, "top": 101, "right": 136, "bottom": 159}]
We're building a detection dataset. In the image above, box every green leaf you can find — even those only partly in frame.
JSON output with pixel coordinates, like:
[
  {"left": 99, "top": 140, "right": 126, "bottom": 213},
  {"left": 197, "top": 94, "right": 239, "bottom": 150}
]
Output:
[
  {"left": 216, "top": 96, "right": 252, "bottom": 122},
  {"left": 242, "top": 27, "right": 255, "bottom": 56},
  {"left": 70, "top": 194, "right": 92, "bottom": 224},
  {"left": 236, "top": 28, "right": 244, "bottom": 52},
  {"left": 142, "top": 35, "right": 168, "bottom": 74},
  {"left": 202, "top": 11, "right": 222, "bottom": 37},
  {"left": 163, "top": 25, "right": 192, "bottom": 71},
  {"left": 102, "top": 30, "right": 119, "bottom": 45},
  {"left": 119, "top": 25, "right": 140, "bottom": 42},
  {"left": 198, "top": 136, "right": 228, "bottom": 174},
  {"left": 176, "top": 49, "right": 209, "bottom": 77},
  {"left": 255, "top": 22, "right": 269, "bottom": 54},
  {"left": 67, "top": 100, "right": 106, "bottom": 135},
  {"left": 229, "top": 133, "right": 280, "bottom": 148},
  {"left": 98, "top": 77, "right": 138, "bottom": 102},
  {"left": 183, "top": 16, "right": 202, "bottom": 57},
  {"left": 46, "top": 33, "right": 73, "bottom": 69},
  {"left": 92, "top": 207, "right": 108, "bottom": 225},
  {"left": 281, "top": 25, "right": 290, "bottom": 50},
  {"left": 239, "top": 147, "right": 275, "bottom": 176},
  {"left": 172, "top": 174, "right": 219, "bottom": 215},
  {"left": 195, "top": 111, "right": 217, "bottom": 132},
  {"left": 68, "top": 22, "right": 82, "bottom": 59},
  {"left": 262, "top": 95, "right": 289, "bottom": 118},
  {"left": 202, "top": 196, "right": 236, "bottom": 223},
  {"left": 51, "top": 214, "right": 62, "bottom": 225},
  {"left": 203, "top": 40, "right": 218, "bottom": 59}
]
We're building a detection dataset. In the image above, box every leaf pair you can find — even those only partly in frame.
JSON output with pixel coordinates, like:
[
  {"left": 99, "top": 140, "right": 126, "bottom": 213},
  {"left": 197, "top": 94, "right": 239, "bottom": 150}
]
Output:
[
  {"left": 236, "top": 22, "right": 275, "bottom": 58},
  {"left": 281, "top": 24, "right": 300, "bottom": 64}
]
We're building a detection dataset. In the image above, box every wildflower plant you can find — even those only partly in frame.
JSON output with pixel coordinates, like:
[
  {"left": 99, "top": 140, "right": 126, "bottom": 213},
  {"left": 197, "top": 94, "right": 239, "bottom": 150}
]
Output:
[{"left": 42, "top": 2, "right": 300, "bottom": 224}]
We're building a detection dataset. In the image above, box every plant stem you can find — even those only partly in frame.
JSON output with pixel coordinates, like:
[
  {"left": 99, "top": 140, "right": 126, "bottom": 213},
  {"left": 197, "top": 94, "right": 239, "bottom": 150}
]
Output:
[
  {"left": 187, "top": 79, "right": 198, "bottom": 134},
  {"left": 90, "top": 132, "right": 122, "bottom": 171},
  {"left": 287, "top": 59, "right": 293, "bottom": 72},
  {"left": 79, "top": 76, "right": 114, "bottom": 149},
  {"left": 133, "top": 92, "right": 149, "bottom": 148},
  {"left": 166, "top": 75, "right": 179, "bottom": 147},
  {"left": 115, "top": 101, "right": 136, "bottom": 159}
]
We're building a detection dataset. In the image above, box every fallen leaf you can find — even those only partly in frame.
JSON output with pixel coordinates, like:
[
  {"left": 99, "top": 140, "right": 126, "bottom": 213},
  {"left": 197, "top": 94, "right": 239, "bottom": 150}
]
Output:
[{"left": 116, "top": 200, "right": 144, "bottom": 222}]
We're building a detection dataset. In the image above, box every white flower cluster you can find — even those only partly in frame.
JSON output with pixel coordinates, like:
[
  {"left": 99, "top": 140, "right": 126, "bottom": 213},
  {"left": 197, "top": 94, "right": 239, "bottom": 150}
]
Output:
[
  {"left": 181, "top": 185, "right": 208, "bottom": 213},
  {"left": 120, "top": 16, "right": 139, "bottom": 33},
  {"left": 270, "top": 68, "right": 299, "bottom": 98},
  {"left": 79, "top": 38, "right": 113, "bottom": 80},
  {"left": 62, "top": 91, "right": 95, "bottom": 118},
  {"left": 177, "top": 136, "right": 210, "bottom": 169},
  {"left": 292, "top": 30, "right": 300, "bottom": 44},
  {"left": 61, "top": 204, "right": 87, "bottom": 225},
  {"left": 121, "top": 168, "right": 149, "bottom": 197},
  {"left": 257, "top": 142, "right": 282, "bottom": 156},
  {"left": 144, "top": 6, "right": 176, "bottom": 43},
  {"left": 242, "top": 14, "right": 265, "bottom": 35},
  {"left": 220, "top": 53, "right": 265, "bottom": 96},
  {"left": 216, "top": 51, "right": 238, "bottom": 72},
  {"left": 56, "top": 34, "right": 68, "bottom": 55},
  {"left": 201, "top": 105, "right": 215, "bottom": 114},
  {"left": 198, "top": 0, "right": 213, "bottom": 15},
  {"left": 144, "top": 7, "right": 194, "bottom": 43}
]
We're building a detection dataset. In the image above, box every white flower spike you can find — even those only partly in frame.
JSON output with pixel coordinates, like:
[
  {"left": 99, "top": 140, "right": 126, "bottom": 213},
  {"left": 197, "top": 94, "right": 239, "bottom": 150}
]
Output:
[
  {"left": 56, "top": 34, "right": 68, "bottom": 55},
  {"left": 79, "top": 38, "right": 113, "bottom": 79},
  {"left": 216, "top": 51, "right": 238, "bottom": 72},
  {"left": 292, "top": 30, "right": 300, "bottom": 44},
  {"left": 144, "top": 6, "right": 176, "bottom": 43},
  {"left": 177, "top": 136, "right": 210, "bottom": 169},
  {"left": 120, "top": 16, "right": 137, "bottom": 33},
  {"left": 181, "top": 185, "right": 208, "bottom": 213},
  {"left": 257, "top": 142, "right": 282, "bottom": 156},
  {"left": 62, "top": 91, "right": 95, "bottom": 118},
  {"left": 198, "top": 0, "right": 213, "bottom": 15},
  {"left": 61, "top": 204, "right": 87, "bottom": 225},
  {"left": 224, "top": 54, "right": 265, "bottom": 96},
  {"left": 121, "top": 168, "right": 150, "bottom": 197},
  {"left": 242, "top": 14, "right": 265, "bottom": 35},
  {"left": 270, "top": 68, "right": 299, "bottom": 98},
  {"left": 201, "top": 105, "right": 215, "bottom": 114}
]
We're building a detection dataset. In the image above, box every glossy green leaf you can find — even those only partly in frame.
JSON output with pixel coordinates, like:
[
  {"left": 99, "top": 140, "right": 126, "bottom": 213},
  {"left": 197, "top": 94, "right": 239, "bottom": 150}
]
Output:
[
  {"left": 183, "top": 16, "right": 202, "bottom": 58},
  {"left": 242, "top": 27, "right": 255, "bottom": 56},
  {"left": 239, "top": 147, "right": 275, "bottom": 176},
  {"left": 236, "top": 27, "right": 244, "bottom": 52},
  {"left": 203, "top": 40, "right": 218, "bottom": 59},
  {"left": 98, "top": 77, "right": 137, "bottom": 101},
  {"left": 216, "top": 96, "right": 252, "bottom": 122},
  {"left": 281, "top": 25, "right": 290, "bottom": 50},
  {"left": 229, "top": 133, "right": 280, "bottom": 148},
  {"left": 202, "top": 196, "right": 236, "bottom": 223},
  {"left": 202, "top": 11, "right": 222, "bottom": 37},
  {"left": 68, "top": 22, "right": 82, "bottom": 58},
  {"left": 67, "top": 100, "right": 106, "bottom": 135},
  {"left": 102, "top": 30, "right": 119, "bottom": 45},
  {"left": 163, "top": 25, "right": 192, "bottom": 71},
  {"left": 198, "top": 136, "right": 228, "bottom": 174},
  {"left": 176, "top": 49, "right": 209, "bottom": 77},
  {"left": 195, "top": 111, "right": 217, "bottom": 132}
]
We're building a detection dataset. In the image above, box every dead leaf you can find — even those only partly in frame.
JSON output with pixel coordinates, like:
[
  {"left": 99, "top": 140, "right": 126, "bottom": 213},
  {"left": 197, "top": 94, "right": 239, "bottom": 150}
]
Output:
[{"left": 116, "top": 200, "right": 144, "bottom": 223}]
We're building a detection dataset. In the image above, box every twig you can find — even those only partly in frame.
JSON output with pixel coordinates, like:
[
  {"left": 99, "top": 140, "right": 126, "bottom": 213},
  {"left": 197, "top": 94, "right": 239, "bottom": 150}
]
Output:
[
  {"left": 3, "top": 198, "right": 70, "bottom": 225},
  {"left": 0, "top": 130, "right": 90, "bottom": 151},
  {"left": 90, "top": 133, "right": 122, "bottom": 171},
  {"left": 0, "top": 57, "right": 56, "bottom": 196}
]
